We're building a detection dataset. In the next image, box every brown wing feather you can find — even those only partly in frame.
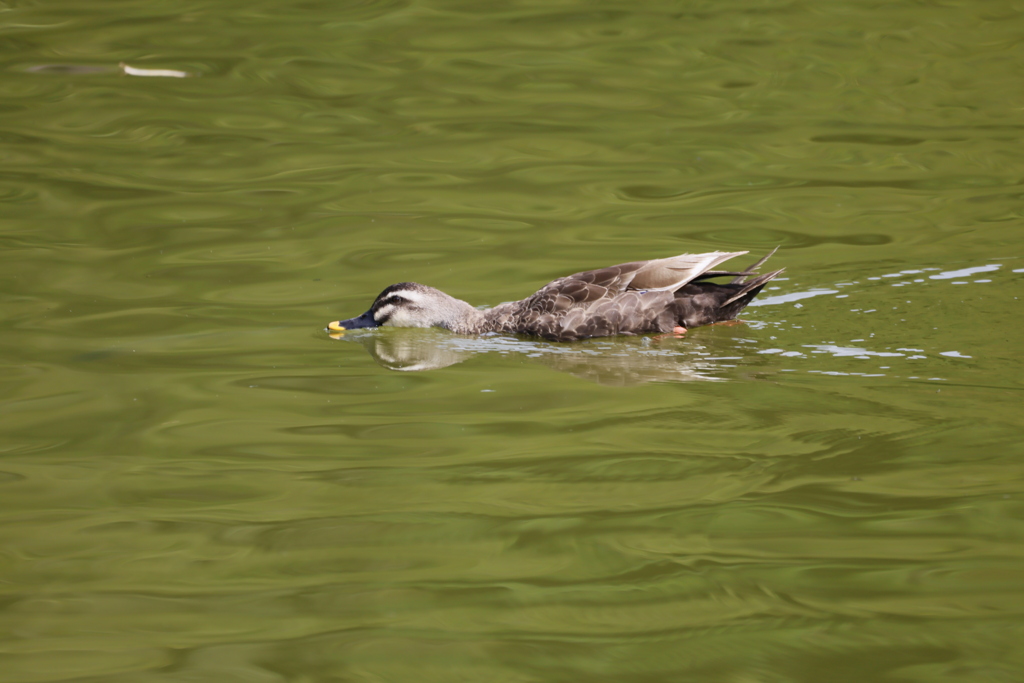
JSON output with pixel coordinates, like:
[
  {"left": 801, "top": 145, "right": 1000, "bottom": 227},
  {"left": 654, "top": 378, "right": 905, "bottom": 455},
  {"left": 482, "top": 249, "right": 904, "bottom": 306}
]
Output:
[
  {"left": 516, "top": 290, "right": 676, "bottom": 341},
  {"left": 518, "top": 278, "right": 609, "bottom": 317},
  {"left": 563, "top": 263, "right": 648, "bottom": 293}
]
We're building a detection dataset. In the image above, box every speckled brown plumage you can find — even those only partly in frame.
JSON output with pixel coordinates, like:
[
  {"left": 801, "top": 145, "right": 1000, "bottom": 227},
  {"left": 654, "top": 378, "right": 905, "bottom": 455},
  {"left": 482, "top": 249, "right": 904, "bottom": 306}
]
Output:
[{"left": 328, "top": 249, "right": 783, "bottom": 342}]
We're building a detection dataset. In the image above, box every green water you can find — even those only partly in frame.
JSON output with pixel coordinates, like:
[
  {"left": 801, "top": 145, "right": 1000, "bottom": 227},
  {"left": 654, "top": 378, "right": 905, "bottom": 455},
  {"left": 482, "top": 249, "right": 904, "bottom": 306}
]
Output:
[{"left": 3, "top": 0, "right": 1024, "bottom": 680}]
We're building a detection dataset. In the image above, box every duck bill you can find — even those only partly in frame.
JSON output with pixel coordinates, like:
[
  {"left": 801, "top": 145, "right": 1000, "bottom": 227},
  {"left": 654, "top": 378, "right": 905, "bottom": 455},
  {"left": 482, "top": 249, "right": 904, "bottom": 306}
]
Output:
[{"left": 327, "top": 310, "right": 378, "bottom": 332}]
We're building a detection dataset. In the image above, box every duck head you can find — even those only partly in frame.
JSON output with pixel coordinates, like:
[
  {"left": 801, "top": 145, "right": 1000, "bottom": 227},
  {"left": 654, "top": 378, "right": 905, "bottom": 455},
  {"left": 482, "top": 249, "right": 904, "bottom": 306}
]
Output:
[{"left": 328, "top": 282, "right": 478, "bottom": 333}]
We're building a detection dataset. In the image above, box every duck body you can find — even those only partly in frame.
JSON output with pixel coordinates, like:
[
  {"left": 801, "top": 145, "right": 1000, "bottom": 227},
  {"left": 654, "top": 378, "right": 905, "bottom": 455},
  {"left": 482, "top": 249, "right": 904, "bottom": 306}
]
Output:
[{"left": 329, "top": 250, "right": 783, "bottom": 342}]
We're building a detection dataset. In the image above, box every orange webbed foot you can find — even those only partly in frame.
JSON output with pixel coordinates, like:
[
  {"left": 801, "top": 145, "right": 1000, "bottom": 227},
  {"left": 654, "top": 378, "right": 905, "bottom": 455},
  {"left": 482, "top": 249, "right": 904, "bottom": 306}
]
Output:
[{"left": 652, "top": 326, "right": 687, "bottom": 342}]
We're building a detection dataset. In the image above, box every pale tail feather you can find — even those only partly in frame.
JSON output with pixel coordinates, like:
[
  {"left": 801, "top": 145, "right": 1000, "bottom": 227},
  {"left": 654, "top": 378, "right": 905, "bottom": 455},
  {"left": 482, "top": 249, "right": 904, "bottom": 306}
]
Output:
[{"left": 631, "top": 251, "right": 748, "bottom": 291}]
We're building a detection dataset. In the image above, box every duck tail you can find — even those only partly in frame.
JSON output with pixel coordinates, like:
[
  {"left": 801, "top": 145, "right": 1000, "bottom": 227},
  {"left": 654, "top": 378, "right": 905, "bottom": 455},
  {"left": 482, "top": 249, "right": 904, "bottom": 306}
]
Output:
[
  {"left": 721, "top": 267, "right": 785, "bottom": 307},
  {"left": 730, "top": 246, "right": 780, "bottom": 284},
  {"left": 672, "top": 264, "right": 784, "bottom": 328}
]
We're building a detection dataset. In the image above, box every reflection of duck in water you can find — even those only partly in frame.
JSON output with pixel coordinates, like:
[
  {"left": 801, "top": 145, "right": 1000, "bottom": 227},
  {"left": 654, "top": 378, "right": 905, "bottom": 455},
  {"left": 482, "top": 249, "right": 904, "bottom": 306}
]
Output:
[
  {"left": 328, "top": 249, "right": 782, "bottom": 342},
  {"left": 348, "top": 328, "right": 737, "bottom": 385}
]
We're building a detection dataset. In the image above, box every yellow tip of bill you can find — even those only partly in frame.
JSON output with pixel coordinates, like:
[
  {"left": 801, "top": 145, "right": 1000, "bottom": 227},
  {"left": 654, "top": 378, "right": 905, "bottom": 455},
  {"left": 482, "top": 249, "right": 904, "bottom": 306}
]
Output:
[{"left": 327, "top": 321, "right": 346, "bottom": 332}]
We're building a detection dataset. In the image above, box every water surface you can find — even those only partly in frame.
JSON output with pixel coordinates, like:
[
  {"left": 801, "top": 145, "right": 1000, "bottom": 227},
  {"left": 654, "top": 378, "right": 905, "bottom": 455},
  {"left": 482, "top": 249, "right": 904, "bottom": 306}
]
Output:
[{"left": 2, "top": 1, "right": 1024, "bottom": 681}]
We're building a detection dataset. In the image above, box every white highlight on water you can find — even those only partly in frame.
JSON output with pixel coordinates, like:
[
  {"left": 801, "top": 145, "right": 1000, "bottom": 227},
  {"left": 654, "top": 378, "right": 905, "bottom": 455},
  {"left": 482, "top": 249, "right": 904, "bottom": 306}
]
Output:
[{"left": 929, "top": 264, "right": 1000, "bottom": 280}]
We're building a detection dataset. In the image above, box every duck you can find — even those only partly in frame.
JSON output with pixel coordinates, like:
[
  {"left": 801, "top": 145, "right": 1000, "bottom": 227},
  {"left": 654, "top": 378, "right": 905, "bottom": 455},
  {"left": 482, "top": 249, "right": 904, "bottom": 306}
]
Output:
[{"left": 327, "top": 249, "right": 783, "bottom": 342}]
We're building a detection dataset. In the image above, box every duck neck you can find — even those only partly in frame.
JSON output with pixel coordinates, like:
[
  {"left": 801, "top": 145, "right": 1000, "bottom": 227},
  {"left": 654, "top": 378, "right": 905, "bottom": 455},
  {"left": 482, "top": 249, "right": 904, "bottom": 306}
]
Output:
[{"left": 438, "top": 296, "right": 490, "bottom": 335}]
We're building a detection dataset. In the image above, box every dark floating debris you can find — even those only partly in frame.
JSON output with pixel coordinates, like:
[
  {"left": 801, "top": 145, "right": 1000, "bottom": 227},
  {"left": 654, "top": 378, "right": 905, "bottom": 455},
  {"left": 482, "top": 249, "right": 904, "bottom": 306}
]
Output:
[{"left": 25, "top": 64, "right": 111, "bottom": 74}]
